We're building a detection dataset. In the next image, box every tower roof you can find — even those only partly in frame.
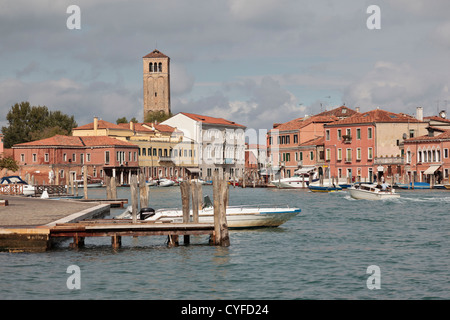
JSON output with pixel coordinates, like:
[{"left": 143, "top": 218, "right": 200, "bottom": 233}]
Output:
[{"left": 143, "top": 49, "right": 169, "bottom": 58}]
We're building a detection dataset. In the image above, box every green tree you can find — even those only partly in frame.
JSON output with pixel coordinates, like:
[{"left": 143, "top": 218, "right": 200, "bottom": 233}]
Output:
[
  {"left": 1, "top": 101, "right": 77, "bottom": 148},
  {"left": 0, "top": 157, "right": 19, "bottom": 172},
  {"left": 144, "top": 110, "right": 172, "bottom": 123},
  {"left": 117, "top": 117, "right": 139, "bottom": 124}
]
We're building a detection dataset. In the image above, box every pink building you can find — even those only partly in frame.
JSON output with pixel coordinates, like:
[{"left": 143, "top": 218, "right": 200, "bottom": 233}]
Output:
[
  {"left": 12, "top": 135, "right": 139, "bottom": 185},
  {"left": 267, "top": 106, "right": 356, "bottom": 178},
  {"left": 324, "top": 108, "right": 427, "bottom": 183},
  {"left": 403, "top": 129, "right": 450, "bottom": 185}
]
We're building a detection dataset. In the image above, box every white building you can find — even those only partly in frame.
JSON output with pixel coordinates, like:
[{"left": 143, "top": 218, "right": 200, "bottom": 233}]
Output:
[{"left": 162, "top": 112, "right": 246, "bottom": 180}]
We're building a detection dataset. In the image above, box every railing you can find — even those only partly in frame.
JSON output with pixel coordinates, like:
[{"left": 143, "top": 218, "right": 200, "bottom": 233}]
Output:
[
  {"left": 342, "top": 135, "right": 352, "bottom": 143},
  {"left": 0, "top": 184, "right": 23, "bottom": 195}
]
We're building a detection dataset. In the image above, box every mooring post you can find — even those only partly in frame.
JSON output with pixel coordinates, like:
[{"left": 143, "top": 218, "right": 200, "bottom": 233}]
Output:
[
  {"left": 111, "top": 234, "right": 121, "bottom": 249},
  {"left": 139, "top": 171, "right": 148, "bottom": 209},
  {"left": 105, "top": 175, "right": 111, "bottom": 199},
  {"left": 219, "top": 178, "right": 230, "bottom": 247},
  {"left": 192, "top": 181, "right": 199, "bottom": 223},
  {"left": 213, "top": 172, "right": 221, "bottom": 245},
  {"left": 111, "top": 176, "right": 117, "bottom": 199},
  {"left": 130, "top": 174, "right": 139, "bottom": 223},
  {"left": 180, "top": 180, "right": 191, "bottom": 244},
  {"left": 83, "top": 165, "right": 88, "bottom": 200}
]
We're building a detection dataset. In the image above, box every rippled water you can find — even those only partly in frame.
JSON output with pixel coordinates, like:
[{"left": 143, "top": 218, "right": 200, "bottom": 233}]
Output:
[{"left": 1, "top": 186, "right": 449, "bottom": 300}]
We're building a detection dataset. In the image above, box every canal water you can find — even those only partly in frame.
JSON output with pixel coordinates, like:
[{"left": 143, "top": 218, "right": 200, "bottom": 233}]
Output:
[{"left": 1, "top": 186, "right": 449, "bottom": 300}]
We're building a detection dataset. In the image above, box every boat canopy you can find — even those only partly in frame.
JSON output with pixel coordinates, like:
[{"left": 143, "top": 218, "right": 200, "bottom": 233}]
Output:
[
  {"left": 423, "top": 165, "right": 440, "bottom": 175},
  {"left": 294, "top": 166, "right": 316, "bottom": 175}
]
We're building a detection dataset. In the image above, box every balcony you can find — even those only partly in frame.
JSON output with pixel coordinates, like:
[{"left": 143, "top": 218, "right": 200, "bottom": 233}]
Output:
[
  {"left": 158, "top": 156, "right": 174, "bottom": 163},
  {"left": 342, "top": 135, "right": 352, "bottom": 144},
  {"left": 345, "top": 157, "right": 352, "bottom": 163},
  {"left": 374, "top": 156, "right": 404, "bottom": 165}
]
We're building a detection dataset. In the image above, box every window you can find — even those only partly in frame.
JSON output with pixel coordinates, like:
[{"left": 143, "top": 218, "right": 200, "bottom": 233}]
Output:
[
  {"left": 444, "top": 148, "right": 449, "bottom": 158},
  {"left": 87, "top": 153, "right": 91, "bottom": 162},
  {"left": 409, "top": 129, "right": 415, "bottom": 138},
  {"left": 158, "top": 62, "right": 162, "bottom": 72},
  {"left": 153, "top": 148, "right": 157, "bottom": 156},
  {"left": 142, "top": 148, "right": 146, "bottom": 156},
  {"left": 299, "top": 152, "right": 303, "bottom": 161},
  {"left": 346, "top": 148, "right": 352, "bottom": 162},
  {"left": 326, "top": 149, "right": 331, "bottom": 161},
  {"left": 105, "top": 151, "right": 110, "bottom": 164},
  {"left": 346, "top": 128, "right": 351, "bottom": 136},
  {"left": 326, "top": 130, "right": 330, "bottom": 141},
  {"left": 356, "top": 128, "right": 361, "bottom": 140},
  {"left": 20, "top": 154, "right": 25, "bottom": 162},
  {"left": 368, "top": 147, "right": 373, "bottom": 160},
  {"left": 134, "top": 152, "right": 137, "bottom": 161},
  {"left": 337, "top": 129, "right": 342, "bottom": 140},
  {"left": 356, "top": 148, "right": 361, "bottom": 160},
  {"left": 63, "top": 153, "right": 67, "bottom": 162},
  {"left": 293, "top": 134, "right": 298, "bottom": 143},
  {"left": 406, "top": 150, "right": 411, "bottom": 163},
  {"left": 310, "top": 151, "right": 314, "bottom": 160},
  {"left": 337, "top": 148, "right": 342, "bottom": 161},
  {"left": 149, "top": 62, "right": 153, "bottom": 72},
  {"left": 72, "top": 154, "right": 76, "bottom": 162},
  {"left": 368, "top": 127, "right": 373, "bottom": 139},
  {"left": 32, "top": 154, "right": 37, "bottom": 162}
]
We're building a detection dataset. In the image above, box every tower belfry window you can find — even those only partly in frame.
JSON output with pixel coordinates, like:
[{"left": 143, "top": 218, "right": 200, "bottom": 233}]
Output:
[
  {"left": 149, "top": 62, "right": 153, "bottom": 72},
  {"left": 158, "top": 62, "right": 162, "bottom": 72}
]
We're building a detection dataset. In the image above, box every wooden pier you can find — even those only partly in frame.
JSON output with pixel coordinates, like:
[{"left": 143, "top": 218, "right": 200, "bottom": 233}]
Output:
[{"left": 0, "top": 172, "right": 230, "bottom": 252}]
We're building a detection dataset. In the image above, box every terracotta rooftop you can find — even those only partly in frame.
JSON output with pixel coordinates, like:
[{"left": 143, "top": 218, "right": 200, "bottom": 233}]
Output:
[
  {"left": 299, "top": 136, "right": 325, "bottom": 147},
  {"left": 326, "top": 108, "right": 423, "bottom": 126},
  {"left": 180, "top": 112, "right": 245, "bottom": 128},
  {"left": 74, "top": 119, "right": 126, "bottom": 131},
  {"left": 315, "top": 105, "right": 358, "bottom": 118},
  {"left": 424, "top": 116, "right": 450, "bottom": 123},
  {"left": 404, "top": 129, "right": 450, "bottom": 143},
  {"left": 116, "top": 122, "right": 176, "bottom": 134},
  {"left": 269, "top": 115, "right": 339, "bottom": 133},
  {"left": 143, "top": 49, "right": 169, "bottom": 59},
  {"left": 13, "top": 135, "right": 138, "bottom": 148}
]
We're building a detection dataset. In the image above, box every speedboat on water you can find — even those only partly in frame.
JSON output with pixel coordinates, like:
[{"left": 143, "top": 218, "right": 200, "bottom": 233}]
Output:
[
  {"left": 157, "top": 178, "right": 175, "bottom": 187},
  {"left": 348, "top": 183, "right": 400, "bottom": 200},
  {"left": 116, "top": 197, "right": 301, "bottom": 229},
  {"left": 308, "top": 180, "right": 342, "bottom": 192}
]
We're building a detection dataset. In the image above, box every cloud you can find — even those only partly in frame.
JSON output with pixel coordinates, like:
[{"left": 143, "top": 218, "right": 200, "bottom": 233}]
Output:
[{"left": 342, "top": 61, "right": 450, "bottom": 114}]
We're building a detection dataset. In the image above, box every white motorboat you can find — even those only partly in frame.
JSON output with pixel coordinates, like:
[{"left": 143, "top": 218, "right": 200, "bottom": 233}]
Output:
[
  {"left": 117, "top": 198, "right": 301, "bottom": 229},
  {"left": 271, "top": 167, "right": 318, "bottom": 189},
  {"left": 157, "top": 178, "right": 175, "bottom": 187},
  {"left": 348, "top": 183, "right": 400, "bottom": 200}
]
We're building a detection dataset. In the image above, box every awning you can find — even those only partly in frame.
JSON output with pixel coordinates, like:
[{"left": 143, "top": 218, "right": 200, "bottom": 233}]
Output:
[
  {"left": 185, "top": 167, "right": 200, "bottom": 173},
  {"left": 423, "top": 165, "right": 440, "bottom": 175}
]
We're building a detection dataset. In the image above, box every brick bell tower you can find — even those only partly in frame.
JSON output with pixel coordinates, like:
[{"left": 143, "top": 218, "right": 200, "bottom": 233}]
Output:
[{"left": 143, "top": 49, "right": 171, "bottom": 120}]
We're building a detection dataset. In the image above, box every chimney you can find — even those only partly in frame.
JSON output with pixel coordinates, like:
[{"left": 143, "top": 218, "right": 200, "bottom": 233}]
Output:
[
  {"left": 416, "top": 107, "right": 423, "bottom": 121},
  {"left": 129, "top": 121, "right": 135, "bottom": 131},
  {"left": 94, "top": 116, "right": 98, "bottom": 135},
  {"left": 355, "top": 107, "right": 360, "bottom": 113}
]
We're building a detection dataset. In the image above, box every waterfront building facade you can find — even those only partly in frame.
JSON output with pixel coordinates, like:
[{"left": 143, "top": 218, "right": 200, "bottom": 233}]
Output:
[
  {"left": 324, "top": 108, "right": 428, "bottom": 183},
  {"left": 403, "top": 128, "right": 450, "bottom": 185},
  {"left": 73, "top": 117, "right": 195, "bottom": 180},
  {"left": 162, "top": 112, "right": 246, "bottom": 180},
  {"left": 12, "top": 135, "right": 139, "bottom": 185},
  {"left": 266, "top": 106, "right": 356, "bottom": 179}
]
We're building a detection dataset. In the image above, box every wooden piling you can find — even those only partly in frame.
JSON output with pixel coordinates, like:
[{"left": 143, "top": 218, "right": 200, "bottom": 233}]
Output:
[
  {"left": 191, "top": 182, "right": 199, "bottom": 223},
  {"left": 180, "top": 181, "right": 191, "bottom": 244},
  {"left": 83, "top": 166, "right": 88, "bottom": 200},
  {"left": 139, "top": 172, "right": 148, "bottom": 209},
  {"left": 105, "top": 175, "right": 112, "bottom": 199},
  {"left": 130, "top": 174, "right": 139, "bottom": 223},
  {"left": 212, "top": 172, "right": 230, "bottom": 247},
  {"left": 110, "top": 176, "right": 117, "bottom": 199}
]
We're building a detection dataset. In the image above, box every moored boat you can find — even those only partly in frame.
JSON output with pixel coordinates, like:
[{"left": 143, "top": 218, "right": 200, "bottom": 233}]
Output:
[
  {"left": 270, "top": 167, "right": 318, "bottom": 189},
  {"left": 117, "top": 200, "right": 301, "bottom": 229},
  {"left": 348, "top": 183, "right": 400, "bottom": 200},
  {"left": 0, "top": 176, "right": 36, "bottom": 196}
]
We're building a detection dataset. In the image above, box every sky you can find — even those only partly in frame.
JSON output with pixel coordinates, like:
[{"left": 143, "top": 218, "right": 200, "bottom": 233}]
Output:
[{"left": 1, "top": 0, "right": 450, "bottom": 137}]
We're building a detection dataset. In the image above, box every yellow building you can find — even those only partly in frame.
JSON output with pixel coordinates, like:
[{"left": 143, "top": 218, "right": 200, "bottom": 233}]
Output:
[{"left": 73, "top": 117, "right": 198, "bottom": 180}]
